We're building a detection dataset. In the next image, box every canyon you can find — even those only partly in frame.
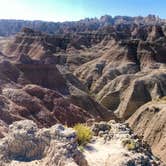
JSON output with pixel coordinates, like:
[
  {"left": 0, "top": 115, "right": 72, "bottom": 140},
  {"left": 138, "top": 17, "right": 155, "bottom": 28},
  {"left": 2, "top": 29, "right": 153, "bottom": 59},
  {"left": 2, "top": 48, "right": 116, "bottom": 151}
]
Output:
[{"left": 0, "top": 15, "right": 166, "bottom": 165}]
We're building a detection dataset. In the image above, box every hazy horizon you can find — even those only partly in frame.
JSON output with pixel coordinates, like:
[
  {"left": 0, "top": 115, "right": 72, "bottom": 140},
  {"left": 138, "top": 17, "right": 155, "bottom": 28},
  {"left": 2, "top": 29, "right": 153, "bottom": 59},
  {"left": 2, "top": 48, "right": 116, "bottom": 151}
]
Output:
[
  {"left": 0, "top": 0, "right": 165, "bottom": 22},
  {"left": 0, "top": 14, "right": 162, "bottom": 23}
]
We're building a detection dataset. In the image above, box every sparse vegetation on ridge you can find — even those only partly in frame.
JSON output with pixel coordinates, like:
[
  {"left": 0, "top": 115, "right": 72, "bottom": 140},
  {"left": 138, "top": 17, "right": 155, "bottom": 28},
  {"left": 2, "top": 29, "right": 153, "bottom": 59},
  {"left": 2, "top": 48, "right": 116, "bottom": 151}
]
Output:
[
  {"left": 122, "top": 139, "right": 138, "bottom": 151},
  {"left": 73, "top": 123, "right": 93, "bottom": 145},
  {"left": 152, "top": 96, "right": 166, "bottom": 103}
]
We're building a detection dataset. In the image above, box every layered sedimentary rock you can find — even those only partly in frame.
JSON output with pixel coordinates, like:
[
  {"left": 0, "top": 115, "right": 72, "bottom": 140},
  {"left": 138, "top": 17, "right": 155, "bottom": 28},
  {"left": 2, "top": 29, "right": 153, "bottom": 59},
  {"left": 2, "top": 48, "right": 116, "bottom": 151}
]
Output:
[
  {"left": 2, "top": 28, "right": 108, "bottom": 71},
  {"left": 0, "top": 59, "right": 113, "bottom": 138},
  {"left": 75, "top": 25, "right": 166, "bottom": 120},
  {"left": 127, "top": 98, "right": 166, "bottom": 163},
  {"left": 0, "top": 14, "right": 164, "bottom": 36},
  {"left": 97, "top": 70, "right": 166, "bottom": 119},
  {"left": 0, "top": 16, "right": 166, "bottom": 164}
]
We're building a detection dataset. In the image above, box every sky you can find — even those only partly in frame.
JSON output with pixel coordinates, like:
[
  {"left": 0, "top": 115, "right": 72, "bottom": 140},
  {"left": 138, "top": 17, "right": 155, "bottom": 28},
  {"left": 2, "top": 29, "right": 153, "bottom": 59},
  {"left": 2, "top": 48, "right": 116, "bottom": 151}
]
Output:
[{"left": 0, "top": 0, "right": 166, "bottom": 22}]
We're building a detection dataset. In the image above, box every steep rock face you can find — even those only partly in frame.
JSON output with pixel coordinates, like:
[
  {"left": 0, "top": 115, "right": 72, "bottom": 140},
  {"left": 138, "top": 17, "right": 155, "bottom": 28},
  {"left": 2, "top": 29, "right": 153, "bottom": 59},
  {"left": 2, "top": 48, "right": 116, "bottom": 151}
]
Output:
[
  {"left": 4, "top": 28, "right": 69, "bottom": 60},
  {"left": 1, "top": 23, "right": 165, "bottom": 73},
  {"left": 4, "top": 27, "right": 109, "bottom": 57},
  {"left": 74, "top": 25, "right": 166, "bottom": 121},
  {"left": 137, "top": 39, "right": 166, "bottom": 70},
  {"left": 16, "top": 64, "right": 69, "bottom": 95},
  {"left": 1, "top": 85, "right": 92, "bottom": 127},
  {"left": 127, "top": 98, "right": 166, "bottom": 163},
  {"left": 147, "top": 25, "right": 165, "bottom": 41},
  {"left": 0, "top": 60, "right": 113, "bottom": 136},
  {"left": 75, "top": 39, "right": 140, "bottom": 93},
  {"left": 97, "top": 70, "right": 166, "bottom": 119},
  {"left": 75, "top": 35, "right": 166, "bottom": 94},
  {"left": 2, "top": 28, "right": 110, "bottom": 71}
]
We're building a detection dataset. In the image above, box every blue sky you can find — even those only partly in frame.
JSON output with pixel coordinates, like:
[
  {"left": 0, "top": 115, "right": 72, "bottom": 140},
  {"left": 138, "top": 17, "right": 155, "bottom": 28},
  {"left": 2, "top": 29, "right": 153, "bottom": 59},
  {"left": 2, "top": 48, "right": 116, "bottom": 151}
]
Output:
[{"left": 0, "top": 0, "right": 165, "bottom": 21}]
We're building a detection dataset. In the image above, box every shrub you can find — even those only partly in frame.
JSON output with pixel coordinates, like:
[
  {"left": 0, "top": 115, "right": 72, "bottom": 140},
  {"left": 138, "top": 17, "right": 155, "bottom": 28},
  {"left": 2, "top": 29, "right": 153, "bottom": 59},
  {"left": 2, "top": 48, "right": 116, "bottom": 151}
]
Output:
[
  {"left": 73, "top": 123, "right": 93, "bottom": 145},
  {"left": 122, "top": 139, "right": 138, "bottom": 151},
  {"left": 78, "top": 145, "right": 84, "bottom": 152}
]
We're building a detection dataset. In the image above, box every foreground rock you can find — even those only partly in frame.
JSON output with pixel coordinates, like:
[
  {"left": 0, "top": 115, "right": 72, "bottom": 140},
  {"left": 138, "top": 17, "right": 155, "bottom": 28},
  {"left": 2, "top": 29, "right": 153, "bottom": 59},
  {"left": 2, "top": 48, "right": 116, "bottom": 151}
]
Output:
[
  {"left": 0, "top": 120, "right": 86, "bottom": 166},
  {"left": 127, "top": 98, "right": 166, "bottom": 164},
  {"left": 84, "top": 121, "right": 162, "bottom": 166},
  {"left": 0, "top": 120, "right": 163, "bottom": 166}
]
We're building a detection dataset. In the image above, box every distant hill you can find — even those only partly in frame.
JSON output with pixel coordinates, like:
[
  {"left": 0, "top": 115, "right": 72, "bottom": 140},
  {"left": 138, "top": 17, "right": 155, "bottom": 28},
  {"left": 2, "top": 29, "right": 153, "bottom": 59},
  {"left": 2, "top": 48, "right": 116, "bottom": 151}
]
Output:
[{"left": 0, "top": 14, "right": 164, "bottom": 36}]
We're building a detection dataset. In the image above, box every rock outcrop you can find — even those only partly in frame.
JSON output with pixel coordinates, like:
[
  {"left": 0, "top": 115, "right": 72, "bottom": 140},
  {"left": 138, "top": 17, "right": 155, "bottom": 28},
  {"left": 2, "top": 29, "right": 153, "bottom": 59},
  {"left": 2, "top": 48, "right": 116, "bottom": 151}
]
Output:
[
  {"left": 75, "top": 36, "right": 166, "bottom": 93},
  {"left": 2, "top": 28, "right": 108, "bottom": 71},
  {"left": 127, "top": 98, "right": 166, "bottom": 163},
  {"left": 84, "top": 121, "right": 162, "bottom": 166},
  {"left": 74, "top": 26, "right": 166, "bottom": 120},
  {"left": 0, "top": 59, "right": 113, "bottom": 137},
  {"left": 0, "top": 120, "right": 163, "bottom": 166},
  {"left": 0, "top": 120, "right": 86, "bottom": 166},
  {"left": 97, "top": 70, "right": 166, "bottom": 119},
  {"left": 1, "top": 85, "right": 91, "bottom": 128}
]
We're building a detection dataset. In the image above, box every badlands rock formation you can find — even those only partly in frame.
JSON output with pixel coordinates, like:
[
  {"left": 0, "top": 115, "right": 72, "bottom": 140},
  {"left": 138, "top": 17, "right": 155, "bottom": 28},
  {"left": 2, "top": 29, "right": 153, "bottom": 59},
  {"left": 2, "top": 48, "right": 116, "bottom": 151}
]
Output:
[
  {"left": 97, "top": 70, "right": 166, "bottom": 119},
  {"left": 128, "top": 98, "right": 166, "bottom": 163},
  {"left": 0, "top": 15, "right": 164, "bottom": 36},
  {"left": 75, "top": 25, "right": 166, "bottom": 120},
  {"left": 0, "top": 15, "right": 166, "bottom": 165},
  {"left": 0, "top": 59, "right": 113, "bottom": 138}
]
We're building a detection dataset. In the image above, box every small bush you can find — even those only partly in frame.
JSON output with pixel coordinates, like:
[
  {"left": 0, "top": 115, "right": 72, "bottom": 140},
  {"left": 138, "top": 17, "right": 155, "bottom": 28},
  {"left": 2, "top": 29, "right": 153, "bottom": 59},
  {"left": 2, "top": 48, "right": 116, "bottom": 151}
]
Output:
[
  {"left": 78, "top": 145, "right": 84, "bottom": 152},
  {"left": 73, "top": 124, "right": 93, "bottom": 145},
  {"left": 122, "top": 139, "right": 138, "bottom": 151}
]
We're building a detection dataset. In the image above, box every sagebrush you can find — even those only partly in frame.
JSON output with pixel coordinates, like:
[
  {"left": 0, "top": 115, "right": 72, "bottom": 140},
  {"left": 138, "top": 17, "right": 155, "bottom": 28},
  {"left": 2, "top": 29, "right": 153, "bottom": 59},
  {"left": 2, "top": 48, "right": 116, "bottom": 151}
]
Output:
[{"left": 73, "top": 124, "right": 93, "bottom": 145}]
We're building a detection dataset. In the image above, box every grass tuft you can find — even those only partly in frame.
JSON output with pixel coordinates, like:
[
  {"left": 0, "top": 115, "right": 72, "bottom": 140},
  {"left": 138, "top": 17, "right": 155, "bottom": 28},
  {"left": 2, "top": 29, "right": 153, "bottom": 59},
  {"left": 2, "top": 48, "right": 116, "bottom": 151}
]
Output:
[
  {"left": 73, "top": 123, "right": 93, "bottom": 145},
  {"left": 122, "top": 139, "right": 138, "bottom": 151}
]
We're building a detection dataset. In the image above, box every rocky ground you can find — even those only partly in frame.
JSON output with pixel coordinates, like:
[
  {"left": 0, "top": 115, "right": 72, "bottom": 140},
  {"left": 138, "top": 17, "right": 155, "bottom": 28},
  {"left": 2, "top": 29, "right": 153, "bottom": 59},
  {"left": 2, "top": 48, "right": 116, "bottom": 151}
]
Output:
[
  {"left": 0, "top": 120, "right": 164, "bottom": 166},
  {"left": 128, "top": 97, "right": 166, "bottom": 164},
  {"left": 0, "top": 120, "right": 82, "bottom": 166}
]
